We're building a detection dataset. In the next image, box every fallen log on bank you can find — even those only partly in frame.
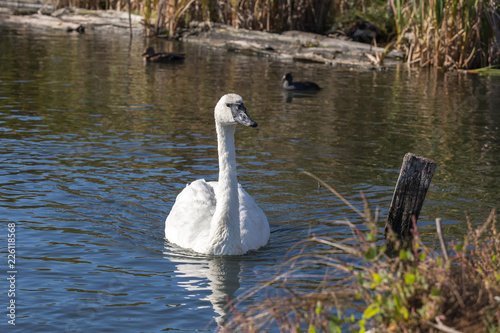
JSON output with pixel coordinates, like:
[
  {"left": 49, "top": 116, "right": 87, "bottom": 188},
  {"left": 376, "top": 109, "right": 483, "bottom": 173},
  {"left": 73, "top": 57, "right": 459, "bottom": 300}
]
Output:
[{"left": 178, "top": 22, "right": 404, "bottom": 70}]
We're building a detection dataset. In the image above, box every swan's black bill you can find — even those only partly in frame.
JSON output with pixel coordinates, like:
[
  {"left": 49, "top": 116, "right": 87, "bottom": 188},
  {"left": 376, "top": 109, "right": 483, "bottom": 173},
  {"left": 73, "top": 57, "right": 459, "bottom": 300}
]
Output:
[{"left": 229, "top": 103, "right": 258, "bottom": 127}]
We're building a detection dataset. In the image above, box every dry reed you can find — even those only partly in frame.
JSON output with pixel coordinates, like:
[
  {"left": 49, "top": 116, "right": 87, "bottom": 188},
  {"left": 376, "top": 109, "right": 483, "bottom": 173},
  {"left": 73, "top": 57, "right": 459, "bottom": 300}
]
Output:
[
  {"left": 47, "top": 1, "right": 499, "bottom": 68},
  {"left": 392, "top": 0, "right": 500, "bottom": 69},
  {"left": 220, "top": 176, "right": 500, "bottom": 332}
]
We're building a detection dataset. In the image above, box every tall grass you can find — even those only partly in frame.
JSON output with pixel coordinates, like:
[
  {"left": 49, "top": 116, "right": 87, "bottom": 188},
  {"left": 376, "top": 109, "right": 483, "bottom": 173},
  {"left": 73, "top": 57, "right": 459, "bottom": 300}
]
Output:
[
  {"left": 45, "top": 0, "right": 335, "bottom": 34},
  {"left": 392, "top": 0, "right": 500, "bottom": 69},
  {"left": 46, "top": 0, "right": 499, "bottom": 68},
  {"left": 221, "top": 178, "right": 500, "bottom": 332}
]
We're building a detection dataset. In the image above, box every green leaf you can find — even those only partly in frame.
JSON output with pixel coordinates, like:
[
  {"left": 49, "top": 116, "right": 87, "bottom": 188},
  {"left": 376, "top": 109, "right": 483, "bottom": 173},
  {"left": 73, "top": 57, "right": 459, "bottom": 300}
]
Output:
[
  {"left": 364, "top": 247, "right": 377, "bottom": 260},
  {"left": 404, "top": 273, "right": 416, "bottom": 285},
  {"left": 363, "top": 303, "right": 380, "bottom": 319},
  {"left": 358, "top": 319, "right": 366, "bottom": 333},
  {"left": 431, "top": 287, "right": 441, "bottom": 296},
  {"left": 372, "top": 272, "right": 382, "bottom": 284},
  {"left": 315, "top": 301, "right": 322, "bottom": 316},
  {"left": 455, "top": 243, "right": 465, "bottom": 252},
  {"left": 393, "top": 294, "right": 402, "bottom": 309},
  {"left": 399, "top": 249, "right": 407, "bottom": 260},
  {"left": 328, "top": 317, "right": 341, "bottom": 333},
  {"left": 405, "top": 249, "right": 414, "bottom": 260},
  {"left": 308, "top": 324, "right": 316, "bottom": 333},
  {"left": 400, "top": 305, "right": 409, "bottom": 320}
]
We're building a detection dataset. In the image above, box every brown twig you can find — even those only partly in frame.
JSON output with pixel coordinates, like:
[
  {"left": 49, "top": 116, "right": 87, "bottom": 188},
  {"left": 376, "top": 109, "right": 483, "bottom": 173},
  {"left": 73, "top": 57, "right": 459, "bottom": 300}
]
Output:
[{"left": 435, "top": 218, "right": 449, "bottom": 263}]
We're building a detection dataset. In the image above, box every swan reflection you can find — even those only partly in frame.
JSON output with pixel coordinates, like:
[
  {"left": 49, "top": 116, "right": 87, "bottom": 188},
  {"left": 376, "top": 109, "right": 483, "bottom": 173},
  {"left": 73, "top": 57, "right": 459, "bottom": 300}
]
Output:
[{"left": 166, "top": 251, "right": 241, "bottom": 325}]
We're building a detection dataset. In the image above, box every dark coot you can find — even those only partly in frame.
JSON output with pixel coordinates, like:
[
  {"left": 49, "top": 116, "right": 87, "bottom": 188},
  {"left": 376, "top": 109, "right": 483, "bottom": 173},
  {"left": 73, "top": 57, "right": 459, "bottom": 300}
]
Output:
[
  {"left": 142, "top": 47, "right": 186, "bottom": 63},
  {"left": 282, "top": 73, "right": 321, "bottom": 91}
]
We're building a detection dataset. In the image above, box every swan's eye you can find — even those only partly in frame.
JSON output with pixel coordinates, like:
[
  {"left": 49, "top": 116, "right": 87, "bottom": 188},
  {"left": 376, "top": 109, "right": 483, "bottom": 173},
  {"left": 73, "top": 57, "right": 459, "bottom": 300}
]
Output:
[{"left": 226, "top": 103, "right": 231, "bottom": 107}]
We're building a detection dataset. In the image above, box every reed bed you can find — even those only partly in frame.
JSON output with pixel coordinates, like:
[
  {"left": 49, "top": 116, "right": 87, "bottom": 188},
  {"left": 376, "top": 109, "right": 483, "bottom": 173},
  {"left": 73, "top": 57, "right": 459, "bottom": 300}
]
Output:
[
  {"left": 392, "top": 0, "right": 500, "bottom": 69},
  {"left": 48, "top": 0, "right": 499, "bottom": 69},
  {"left": 51, "top": 0, "right": 336, "bottom": 34},
  {"left": 221, "top": 177, "right": 500, "bottom": 332}
]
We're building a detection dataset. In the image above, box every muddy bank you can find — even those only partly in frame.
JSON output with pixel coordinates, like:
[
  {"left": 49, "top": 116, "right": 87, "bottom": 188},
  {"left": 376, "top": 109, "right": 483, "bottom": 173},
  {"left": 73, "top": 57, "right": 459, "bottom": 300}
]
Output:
[
  {"left": 0, "top": 7, "right": 144, "bottom": 35},
  {"left": 178, "top": 22, "right": 403, "bottom": 69},
  {"left": 0, "top": 6, "right": 403, "bottom": 69}
]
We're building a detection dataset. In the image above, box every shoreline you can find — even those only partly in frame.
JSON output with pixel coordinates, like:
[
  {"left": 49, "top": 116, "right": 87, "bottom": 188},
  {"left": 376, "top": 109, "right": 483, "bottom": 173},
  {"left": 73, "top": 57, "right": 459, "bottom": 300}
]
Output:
[
  {"left": 0, "top": 6, "right": 403, "bottom": 70},
  {"left": 177, "top": 22, "right": 403, "bottom": 70}
]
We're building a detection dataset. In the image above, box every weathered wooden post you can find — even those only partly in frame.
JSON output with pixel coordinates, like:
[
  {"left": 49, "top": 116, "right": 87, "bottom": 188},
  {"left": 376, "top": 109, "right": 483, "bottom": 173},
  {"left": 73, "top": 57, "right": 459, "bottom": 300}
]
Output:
[{"left": 385, "top": 153, "right": 437, "bottom": 252}]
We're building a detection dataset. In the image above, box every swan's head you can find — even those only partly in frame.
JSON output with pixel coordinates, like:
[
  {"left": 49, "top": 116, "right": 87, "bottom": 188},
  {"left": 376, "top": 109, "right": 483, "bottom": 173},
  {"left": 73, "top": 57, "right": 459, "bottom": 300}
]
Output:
[{"left": 215, "top": 94, "right": 258, "bottom": 127}]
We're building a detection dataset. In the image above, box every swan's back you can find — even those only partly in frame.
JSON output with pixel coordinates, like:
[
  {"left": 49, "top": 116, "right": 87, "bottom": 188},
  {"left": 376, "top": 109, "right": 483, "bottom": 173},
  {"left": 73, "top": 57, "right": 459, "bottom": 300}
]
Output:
[
  {"left": 165, "top": 179, "right": 269, "bottom": 254},
  {"left": 165, "top": 180, "right": 215, "bottom": 252},
  {"left": 237, "top": 185, "right": 270, "bottom": 253}
]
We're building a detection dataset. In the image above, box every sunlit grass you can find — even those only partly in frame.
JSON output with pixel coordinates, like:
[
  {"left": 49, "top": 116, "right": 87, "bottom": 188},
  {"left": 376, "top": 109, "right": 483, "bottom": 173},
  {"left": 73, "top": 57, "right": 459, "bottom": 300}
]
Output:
[
  {"left": 468, "top": 65, "right": 500, "bottom": 75},
  {"left": 46, "top": 1, "right": 499, "bottom": 69},
  {"left": 390, "top": 0, "right": 500, "bottom": 69}
]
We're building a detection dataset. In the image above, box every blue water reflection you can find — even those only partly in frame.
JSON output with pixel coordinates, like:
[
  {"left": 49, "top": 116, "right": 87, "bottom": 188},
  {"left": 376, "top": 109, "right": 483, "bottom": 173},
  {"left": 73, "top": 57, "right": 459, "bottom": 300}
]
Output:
[{"left": 1, "top": 24, "right": 499, "bottom": 332}]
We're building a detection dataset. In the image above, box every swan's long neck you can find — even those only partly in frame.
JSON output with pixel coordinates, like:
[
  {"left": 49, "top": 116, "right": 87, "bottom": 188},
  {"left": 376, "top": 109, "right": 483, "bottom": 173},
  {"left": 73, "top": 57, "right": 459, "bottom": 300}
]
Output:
[{"left": 208, "top": 122, "right": 242, "bottom": 255}]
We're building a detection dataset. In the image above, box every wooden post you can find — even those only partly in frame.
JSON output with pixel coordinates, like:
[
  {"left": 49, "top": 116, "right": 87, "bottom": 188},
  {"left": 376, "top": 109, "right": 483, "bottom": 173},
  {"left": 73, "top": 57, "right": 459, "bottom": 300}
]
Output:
[{"left": 385, "top": 153, "right": 437, "bottom": 250}]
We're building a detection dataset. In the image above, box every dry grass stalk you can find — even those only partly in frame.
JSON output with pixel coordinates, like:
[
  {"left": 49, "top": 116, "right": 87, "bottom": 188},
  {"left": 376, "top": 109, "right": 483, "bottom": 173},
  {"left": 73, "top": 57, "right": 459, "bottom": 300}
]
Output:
[
  {"left": 46, "top": 1, "right": 499, "bottom": 67},
  {"left": 221, "top": 177, "right": 500, "bottom": 332},
  {"left": 392, "top": 0, "right": 500, "bottom": 69}
]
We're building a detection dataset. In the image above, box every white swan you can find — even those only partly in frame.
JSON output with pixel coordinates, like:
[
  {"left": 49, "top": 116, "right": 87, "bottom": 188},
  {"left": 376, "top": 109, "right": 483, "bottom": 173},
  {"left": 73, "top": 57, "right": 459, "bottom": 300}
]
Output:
[{"left": 165, "top": 94, "right": 270, "bottom": 255}]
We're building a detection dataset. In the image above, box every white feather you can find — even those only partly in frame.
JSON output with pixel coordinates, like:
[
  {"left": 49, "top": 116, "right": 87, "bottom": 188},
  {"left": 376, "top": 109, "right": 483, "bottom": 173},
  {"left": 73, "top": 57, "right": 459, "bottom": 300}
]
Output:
[{"left": 165, "top": 94, "right": 270, "bottom": 255}]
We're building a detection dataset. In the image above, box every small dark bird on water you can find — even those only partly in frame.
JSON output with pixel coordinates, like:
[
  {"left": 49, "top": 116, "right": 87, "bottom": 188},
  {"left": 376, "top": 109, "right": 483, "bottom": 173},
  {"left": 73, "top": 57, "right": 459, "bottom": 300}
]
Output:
[
  {"left": 66, "top": 25, "right": 85, "bottom": 34},
  {"left": 142, "top": 47, "right": 185, "bottom": 63},
  {"left": 282, "top": 73, "right": 322, "bottom": 91}
]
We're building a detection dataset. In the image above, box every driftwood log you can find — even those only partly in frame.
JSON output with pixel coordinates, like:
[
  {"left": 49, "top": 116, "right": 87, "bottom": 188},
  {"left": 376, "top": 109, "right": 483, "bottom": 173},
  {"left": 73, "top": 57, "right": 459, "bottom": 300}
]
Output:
[{"left": 385, "top": 153, "right": 437, "bottom": 250}]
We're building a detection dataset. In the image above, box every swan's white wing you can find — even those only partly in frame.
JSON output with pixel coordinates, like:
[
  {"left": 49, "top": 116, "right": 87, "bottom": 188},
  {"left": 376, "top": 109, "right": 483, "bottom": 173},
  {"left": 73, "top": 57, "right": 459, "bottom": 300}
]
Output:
[
  {"left": 165, "top": 180, "right": 269, "bottom": 254},
  {"left": 238, "top": 184, "right": 270, "bottom": 253},
  {"left": 165, "top": 179, "right": 216, "bottom": 252}
]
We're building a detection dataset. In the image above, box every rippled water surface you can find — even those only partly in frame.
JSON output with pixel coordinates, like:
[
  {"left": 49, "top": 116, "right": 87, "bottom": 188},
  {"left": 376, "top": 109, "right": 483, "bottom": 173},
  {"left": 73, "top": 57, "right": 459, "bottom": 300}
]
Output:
[{"left": 1, "top": 26, "right": 499, "bottom": 332}]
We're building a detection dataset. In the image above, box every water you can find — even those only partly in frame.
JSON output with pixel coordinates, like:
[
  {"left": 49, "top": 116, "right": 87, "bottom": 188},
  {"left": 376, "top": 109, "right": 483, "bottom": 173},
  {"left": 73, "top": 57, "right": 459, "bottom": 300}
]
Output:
[{"left": 1, "top": 25, "right": 499, "bottom": 331}]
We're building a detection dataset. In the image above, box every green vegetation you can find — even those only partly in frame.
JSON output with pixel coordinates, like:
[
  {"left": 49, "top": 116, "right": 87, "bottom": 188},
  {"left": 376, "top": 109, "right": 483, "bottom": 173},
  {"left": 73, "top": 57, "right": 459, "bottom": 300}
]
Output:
[
  {"left": 222, "top": 177, "right": 500, "bottom": 332},
  {"left": 468, "top": 65, "right": 500, "bottom": 75}
]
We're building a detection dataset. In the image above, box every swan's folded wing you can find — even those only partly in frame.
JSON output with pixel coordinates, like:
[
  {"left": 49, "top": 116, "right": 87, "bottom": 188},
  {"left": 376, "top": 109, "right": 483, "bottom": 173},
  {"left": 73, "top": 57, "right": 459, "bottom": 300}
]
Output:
[
  {"left": 165, "top": 179, "right": 216, "bottom": 251},
  {"left": 238, "top": 185, "right": 270, "bottom": 253}
]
